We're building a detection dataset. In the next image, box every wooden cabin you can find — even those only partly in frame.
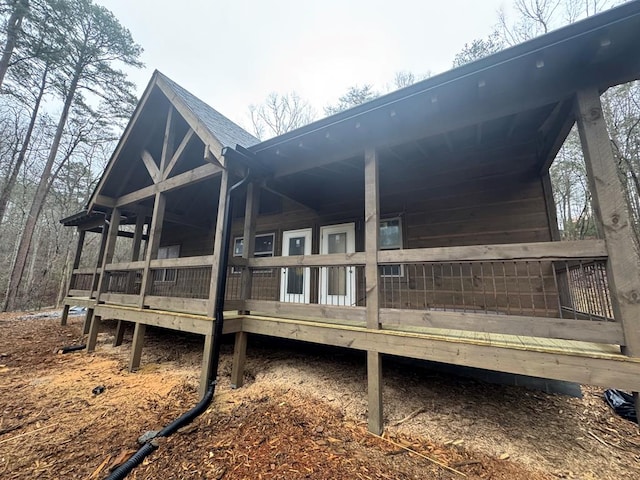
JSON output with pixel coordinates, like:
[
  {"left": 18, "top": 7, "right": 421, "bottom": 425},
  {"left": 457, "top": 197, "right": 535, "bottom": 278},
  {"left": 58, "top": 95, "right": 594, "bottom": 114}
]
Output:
[{"left": 60, "top": 3, "right": 640, "bottom": 433}]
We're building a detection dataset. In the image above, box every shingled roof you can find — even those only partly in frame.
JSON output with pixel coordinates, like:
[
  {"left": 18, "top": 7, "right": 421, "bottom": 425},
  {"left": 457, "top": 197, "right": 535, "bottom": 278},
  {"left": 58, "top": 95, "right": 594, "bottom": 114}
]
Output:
[{"left": 157, "top": 71, "right": 259, "bottom": 149}]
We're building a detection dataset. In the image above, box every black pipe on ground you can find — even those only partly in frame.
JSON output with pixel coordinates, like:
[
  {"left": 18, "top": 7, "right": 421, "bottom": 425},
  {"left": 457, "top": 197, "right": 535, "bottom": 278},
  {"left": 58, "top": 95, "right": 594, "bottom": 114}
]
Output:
[
  {"left": 104, "top": 166, "right": 252, "bottom": 480},
  {"left": 57, "top": 344, "right": 87, "bottom": 354}
]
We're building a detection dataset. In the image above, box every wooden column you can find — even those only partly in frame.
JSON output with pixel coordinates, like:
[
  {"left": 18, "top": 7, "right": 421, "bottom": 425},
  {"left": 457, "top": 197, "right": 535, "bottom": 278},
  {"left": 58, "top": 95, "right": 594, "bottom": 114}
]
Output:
[
  {"left": 364, "top": 147, "right": 383, "bottom": 434},
  {"left": 541, "top": 172, "right": 571, "bottom": 310},
  {"left": 240, "top": 182, "right": 259, "bottom": 311},
  {"left": 575, "top": 89, "right": 640, "bottom": 357},
  {"left": 201, "top": 168, "right": 231, "bottom": 398},
  {"left": 131, "top": 214, "right": 146, "bottom": 261},
  {"left": 129, "top": 322, "right": 146, "bottom": 371},
  {"left": 139, "top": 193, "right": 166, "bottom": 308},
  {"left": 230, "top": 182, "right": 258, "bottom": 389},
  {"left": 90, "top": 223, "right": 109, "bottom": 298},
  {"left": 61, "top": 229, "right": 86, "bottom": 326},
  {"left": 116, "top": 215, "right": 146, "bottom": 346},
  {"left": 95, "top": 208, "right": 122, "bottom": 302}
]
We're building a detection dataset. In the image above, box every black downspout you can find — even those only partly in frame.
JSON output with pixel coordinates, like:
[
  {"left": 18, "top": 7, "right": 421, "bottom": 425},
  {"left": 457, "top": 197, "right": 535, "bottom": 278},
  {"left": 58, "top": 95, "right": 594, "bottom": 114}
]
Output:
[{"left": 105, "top": 167, "right": 251, "bottom": 480}]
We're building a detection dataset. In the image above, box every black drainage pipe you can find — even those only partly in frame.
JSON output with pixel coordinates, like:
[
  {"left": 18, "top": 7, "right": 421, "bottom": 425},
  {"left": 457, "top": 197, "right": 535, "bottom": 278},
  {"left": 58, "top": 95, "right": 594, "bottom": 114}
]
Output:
[
  {"left": 57, "top": 344, "right": 87, "bottom": 354},
  {"left": 105, "top": 168, "right": 252, "bottom": 480}
]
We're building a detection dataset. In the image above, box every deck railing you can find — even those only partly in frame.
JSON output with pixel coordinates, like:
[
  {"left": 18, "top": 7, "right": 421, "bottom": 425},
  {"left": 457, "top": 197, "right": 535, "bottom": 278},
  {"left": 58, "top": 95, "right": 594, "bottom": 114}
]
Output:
[{"left": 228, "top": 240, "right": 624, "bottom": 345}]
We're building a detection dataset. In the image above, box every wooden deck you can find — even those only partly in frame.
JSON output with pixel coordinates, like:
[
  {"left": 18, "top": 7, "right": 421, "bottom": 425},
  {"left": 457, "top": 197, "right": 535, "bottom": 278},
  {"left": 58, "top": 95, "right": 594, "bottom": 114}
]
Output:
[{"left": 74, "top": 301, "right": 640, "bottom": 394}]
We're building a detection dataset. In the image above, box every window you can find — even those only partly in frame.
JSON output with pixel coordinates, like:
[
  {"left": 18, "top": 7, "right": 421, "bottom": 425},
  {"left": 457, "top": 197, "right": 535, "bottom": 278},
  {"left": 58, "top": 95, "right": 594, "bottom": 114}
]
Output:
[
  {"left": 233, "top": 233, "right": 275, "bottom": 273},
  {"left": 156, "top": 245, "right": 180, "bottom": 282},
  {"left": 379, "top": 218, "right": 403, "bottom": 277}
]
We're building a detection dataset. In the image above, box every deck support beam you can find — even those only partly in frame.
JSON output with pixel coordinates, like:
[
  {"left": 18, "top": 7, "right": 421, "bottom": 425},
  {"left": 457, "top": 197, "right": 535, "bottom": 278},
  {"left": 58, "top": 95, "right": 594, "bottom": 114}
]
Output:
[
  {"left": 113, "top": 320, "right": 126, "bottom": 346},
  {"left": 575, "top": 89, "right": 640, "bottom": 357},
  {"left": 230, "top": 331, "right": 248, "bottom": 388},
  {"left": 367, "top": 351, "right": 383, "bottom": 435},
  {"left": 86, "top": 315, "right": 102, "bottom": 352},
  {"left": 81, "top": 308, "right": 94, "bottom": 335},
  {"left": 364, "top": 146, "right": 383, "bottom": 433},
  {"left": 199, "top": 334, "right": 213, "bottom": 398},
  {"left": 129, "top": 322, "right": 146, "bottom": 371}
]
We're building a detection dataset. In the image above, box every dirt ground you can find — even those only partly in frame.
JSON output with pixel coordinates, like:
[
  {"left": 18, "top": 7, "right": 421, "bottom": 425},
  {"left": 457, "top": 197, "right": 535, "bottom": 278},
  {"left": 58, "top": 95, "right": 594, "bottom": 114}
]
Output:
[{"left": 1, "top": 311, "right": 639, "bottom": 479}]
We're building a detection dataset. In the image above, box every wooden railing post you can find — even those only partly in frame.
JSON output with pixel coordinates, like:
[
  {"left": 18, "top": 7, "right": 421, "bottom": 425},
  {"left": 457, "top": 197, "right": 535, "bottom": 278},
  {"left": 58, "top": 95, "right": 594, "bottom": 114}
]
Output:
[
  {"left": 139, "top": 193, "right": 166, "bottom": 308},
  {"left": 364, "top": 146, "right": 383, "bottom": 435},
  {"left": 575, "top": 89, "right": 640, "bottom": 357},
  {"left": 61, "top": 228, "right": 86, "bottom": 326}
]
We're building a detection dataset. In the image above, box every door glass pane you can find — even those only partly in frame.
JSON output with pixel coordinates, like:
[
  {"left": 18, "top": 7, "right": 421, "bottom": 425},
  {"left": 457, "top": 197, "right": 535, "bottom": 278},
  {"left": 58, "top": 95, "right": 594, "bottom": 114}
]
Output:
[
  {"left": 328, "top": 233, "right": 347, "bottom": 254},
  {"left": 288, "top": 236, "right": 305, "bottom": 256},
  {"left": 287, "top": 235, "right": 305, "bottom": 295},
  {"left": 327, "top": 233, "right": 347, "bottom": 295},
  {"left": 328, "top": 266, "right": 346, "bottom": 296},
  {"left": 287, "top": 268, "right": 304, "bottom": 294}
]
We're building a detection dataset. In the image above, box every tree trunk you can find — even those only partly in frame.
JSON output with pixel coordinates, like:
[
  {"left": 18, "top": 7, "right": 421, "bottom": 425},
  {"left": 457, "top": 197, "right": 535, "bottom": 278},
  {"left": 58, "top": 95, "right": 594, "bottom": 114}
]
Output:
[
  {"left": 0, "top": 0, "right": 29, "bottom": 90},
  {"left": 0, "top": 63, "right": 48, "bottom": 228},
  {"left": 2, "top": 65, "right": 80, "bottom": 312}
]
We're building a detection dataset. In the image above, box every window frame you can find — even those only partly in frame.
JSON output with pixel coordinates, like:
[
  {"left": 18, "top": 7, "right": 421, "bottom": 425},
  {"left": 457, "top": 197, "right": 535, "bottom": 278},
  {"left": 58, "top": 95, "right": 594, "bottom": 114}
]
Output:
[
  {"left": 379, "top": 217, "right": 404, "bottom": 278},
  {"left": 155, "top": 244, "right": 180, "bottom": 283},
  {"left": 232, "top": 232, "right": 276, "bottom": 274}
]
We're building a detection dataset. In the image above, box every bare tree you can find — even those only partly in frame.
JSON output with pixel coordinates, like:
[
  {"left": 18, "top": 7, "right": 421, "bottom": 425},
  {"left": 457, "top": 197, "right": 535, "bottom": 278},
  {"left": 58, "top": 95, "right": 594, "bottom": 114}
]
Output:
[
  {"left": 3, "top": 0, "right": 142, "bottom": 311},
  {"left": 249, "top": 92, "right": 316, "bottom": 140},
  {"left": 0, "top": 0, "right": 29, "bottom": 89}
]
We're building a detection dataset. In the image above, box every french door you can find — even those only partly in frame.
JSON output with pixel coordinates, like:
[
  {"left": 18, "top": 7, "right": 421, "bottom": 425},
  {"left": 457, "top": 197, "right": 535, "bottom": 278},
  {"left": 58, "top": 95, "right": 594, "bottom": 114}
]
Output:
[
  {"left": 319, "top": 223, "right": 356, "bottom": 306},
  {"left": 280, "top": 228, "right": 312, "bottom": 303}
]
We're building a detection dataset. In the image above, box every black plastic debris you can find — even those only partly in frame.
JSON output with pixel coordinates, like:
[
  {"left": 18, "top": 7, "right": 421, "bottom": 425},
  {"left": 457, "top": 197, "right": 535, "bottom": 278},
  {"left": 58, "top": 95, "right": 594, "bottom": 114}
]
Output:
[
  {"left": 92, "top": 385, "right": 106, "bottom": 396},
  {"left": 604, "top": 389, "right": 637, "bottom": 423}
]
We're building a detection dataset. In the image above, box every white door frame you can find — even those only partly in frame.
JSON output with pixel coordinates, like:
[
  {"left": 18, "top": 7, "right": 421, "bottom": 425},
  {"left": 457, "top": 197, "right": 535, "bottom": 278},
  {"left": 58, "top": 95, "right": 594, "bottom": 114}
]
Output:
[
  {"left": 319, "top": 223, "right": 356, "bottom": 306},
  {"left": 280, "top": 228, "right": 312, "bottom": 303}
]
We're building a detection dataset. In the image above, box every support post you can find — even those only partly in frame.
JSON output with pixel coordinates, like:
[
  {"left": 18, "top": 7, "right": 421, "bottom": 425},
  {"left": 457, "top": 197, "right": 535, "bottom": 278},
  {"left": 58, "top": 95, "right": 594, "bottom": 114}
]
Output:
[
  {"left": 139, "top": 193, "right": 166, "bottom": 307},
  {"left": 61, "top": 229, "right": 86, "bottom": 325},
  {"left": 95, "top": 208, "right": 122, "bottom": 302},
  {"left": 239, "top": 182, "right": 259, "bottom": 313},
  {"left": 575, "top": 89, "right": 640, "bottom": 356},
  {"left": 364, "top": 146, "right": 383, "bottom": 434},
  {"left": 129, "top": 322, "right": 146, "bottom": 372},
  {"left": 113, "top": 320, "right": 126, "bottom": 346},
  {"left": 199, "top": 333, "right": 213, "bottom": 398},
  {"left": 367, "top": 350, "right": 383, "bottom": 435},
  {"left": 81, "top": 307, "right": 94, "bottom": 335},
  {"left": 86, "top": 314, "right": 102, "bottom": 352},
  {"left": 201, "top": 168, "right": 231, "bottom": 398},
  {"left": 230, "top": 331, "right": 248, "bottom": 388}
]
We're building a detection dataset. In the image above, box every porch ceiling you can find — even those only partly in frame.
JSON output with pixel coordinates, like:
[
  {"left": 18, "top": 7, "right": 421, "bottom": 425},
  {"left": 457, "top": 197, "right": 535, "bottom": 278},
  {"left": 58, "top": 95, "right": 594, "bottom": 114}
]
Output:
[{"left": 266, "top": 101, "right": 557, "bottom": 214}]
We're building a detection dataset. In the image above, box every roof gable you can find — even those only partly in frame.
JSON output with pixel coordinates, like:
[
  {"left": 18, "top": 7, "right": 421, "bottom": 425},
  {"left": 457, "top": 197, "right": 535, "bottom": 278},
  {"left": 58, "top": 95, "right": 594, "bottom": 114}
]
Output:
[{"left": 88, "top": 71, "right": 258, "bottom": 211}]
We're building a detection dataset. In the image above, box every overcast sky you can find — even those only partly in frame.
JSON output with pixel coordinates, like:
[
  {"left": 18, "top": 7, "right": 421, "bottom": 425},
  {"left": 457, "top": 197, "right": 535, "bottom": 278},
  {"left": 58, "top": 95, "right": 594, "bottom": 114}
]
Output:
[{"left": 95, "top": 0, "right": 507, "bottom": 132}]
